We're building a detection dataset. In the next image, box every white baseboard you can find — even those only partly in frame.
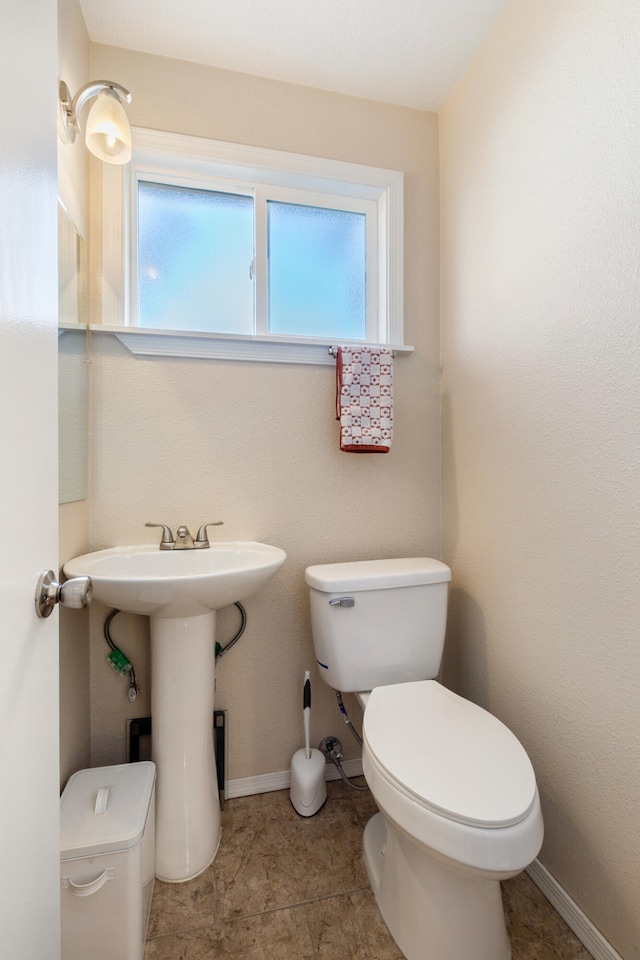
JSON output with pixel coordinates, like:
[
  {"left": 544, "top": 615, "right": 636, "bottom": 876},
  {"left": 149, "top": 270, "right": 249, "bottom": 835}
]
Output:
[
  {"left": 225, "top": 757, "right": 364, "bottom": 800},
  {"left": 527, "top": 859, "right": 623, "bottom": 960}
]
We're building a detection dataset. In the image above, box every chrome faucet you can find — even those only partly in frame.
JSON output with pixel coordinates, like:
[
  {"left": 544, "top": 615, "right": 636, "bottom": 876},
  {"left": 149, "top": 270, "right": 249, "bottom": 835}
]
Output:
[
  {"left": 174, "top": 525, "right": 195, "bottom": 549},
  {"left": 145, "top": 521, "right": 224, "bottom": 550}
]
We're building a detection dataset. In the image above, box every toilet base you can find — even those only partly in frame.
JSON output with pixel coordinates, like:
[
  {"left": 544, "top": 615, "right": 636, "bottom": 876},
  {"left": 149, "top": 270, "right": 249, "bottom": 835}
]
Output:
[{"left": 363, "top": 813, "right": 511, "bottom": 960}]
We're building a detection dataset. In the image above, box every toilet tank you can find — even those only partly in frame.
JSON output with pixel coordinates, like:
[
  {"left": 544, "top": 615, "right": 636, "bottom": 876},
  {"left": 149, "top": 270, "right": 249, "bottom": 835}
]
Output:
[{"left": 305, "top": 558, "right": 451, "bottom": 693}]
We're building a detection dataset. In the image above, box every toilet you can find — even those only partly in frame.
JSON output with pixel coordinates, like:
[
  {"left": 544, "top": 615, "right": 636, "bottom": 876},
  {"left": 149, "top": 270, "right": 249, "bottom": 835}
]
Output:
[{"left": 305, "top": 558, "right": 543, "bottom": 960}]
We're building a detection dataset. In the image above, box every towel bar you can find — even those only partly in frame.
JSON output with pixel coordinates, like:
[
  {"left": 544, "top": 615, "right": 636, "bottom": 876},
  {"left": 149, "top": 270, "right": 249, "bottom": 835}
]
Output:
[{"left": 328, "top": 346, "right": 397, "bottom": 358}]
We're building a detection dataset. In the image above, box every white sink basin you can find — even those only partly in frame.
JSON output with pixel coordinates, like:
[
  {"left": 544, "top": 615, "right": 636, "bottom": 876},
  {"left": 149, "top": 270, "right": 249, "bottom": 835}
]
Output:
[{"left": 63, "top": 541, "right": 287, "bottom": 617}]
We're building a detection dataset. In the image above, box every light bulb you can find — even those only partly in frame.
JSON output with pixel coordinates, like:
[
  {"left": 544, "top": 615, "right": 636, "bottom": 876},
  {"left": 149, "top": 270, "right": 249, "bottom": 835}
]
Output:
[{"left": 84, "top": 91, "right": 132, "bottom": 165}]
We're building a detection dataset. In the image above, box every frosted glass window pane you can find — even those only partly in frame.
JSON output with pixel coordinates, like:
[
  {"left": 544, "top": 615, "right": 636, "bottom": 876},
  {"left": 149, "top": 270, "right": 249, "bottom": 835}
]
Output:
[
  {"left": 137, "top": 181, "right": 254, "bottom": 333},
  {"left": 268, "top": 201, "right": 366, "bottom": 339}
]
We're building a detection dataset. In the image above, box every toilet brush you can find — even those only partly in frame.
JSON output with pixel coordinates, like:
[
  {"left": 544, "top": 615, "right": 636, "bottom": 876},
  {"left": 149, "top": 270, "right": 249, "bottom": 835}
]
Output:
[
  {"left": 290, "top": 670, "right": 327, "bottom": 816},
  {"left": 303, "top": 670, "right": 311, "bottom": 758}
]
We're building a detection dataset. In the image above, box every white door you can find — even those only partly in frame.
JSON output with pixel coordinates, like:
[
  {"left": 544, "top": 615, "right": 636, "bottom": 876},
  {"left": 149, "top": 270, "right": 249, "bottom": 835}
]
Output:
[{"left": 0, "top": 1, "right": 61, "bottom": 957}]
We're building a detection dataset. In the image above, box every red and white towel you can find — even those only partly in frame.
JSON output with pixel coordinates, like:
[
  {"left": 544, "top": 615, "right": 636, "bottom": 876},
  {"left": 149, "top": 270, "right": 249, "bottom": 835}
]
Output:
[{"left": 335, "top": 346, "right": 393, "bottom": 453}]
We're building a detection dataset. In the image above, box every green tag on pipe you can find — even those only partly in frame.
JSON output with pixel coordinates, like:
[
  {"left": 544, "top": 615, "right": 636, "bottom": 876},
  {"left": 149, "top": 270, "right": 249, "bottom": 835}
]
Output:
[{"left": 107, "top": 648, "right": 132, "bottom": 676}]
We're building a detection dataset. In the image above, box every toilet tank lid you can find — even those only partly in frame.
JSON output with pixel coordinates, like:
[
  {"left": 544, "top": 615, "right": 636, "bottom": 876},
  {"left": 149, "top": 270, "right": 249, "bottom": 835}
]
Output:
[{"left": 305, "top": 558, "right": 451, "bottom": 592}]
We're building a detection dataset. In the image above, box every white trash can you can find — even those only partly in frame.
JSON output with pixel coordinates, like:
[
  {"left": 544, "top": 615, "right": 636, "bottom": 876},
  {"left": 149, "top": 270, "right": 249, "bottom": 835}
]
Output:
[{"left": 60, "top": 761, "right": 156, "bottom": 960}]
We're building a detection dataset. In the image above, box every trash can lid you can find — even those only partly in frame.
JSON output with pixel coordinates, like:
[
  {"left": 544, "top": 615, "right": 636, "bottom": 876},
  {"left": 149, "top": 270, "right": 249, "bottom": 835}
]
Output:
[{"left": 60, "top": 762, "right": 156, "bottom": 861}]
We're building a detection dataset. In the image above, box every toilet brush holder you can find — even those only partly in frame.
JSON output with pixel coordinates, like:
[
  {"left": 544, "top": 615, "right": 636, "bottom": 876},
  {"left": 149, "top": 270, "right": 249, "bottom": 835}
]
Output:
[{"left": 290, "top": 747, "right": 326, "bottom": 816}]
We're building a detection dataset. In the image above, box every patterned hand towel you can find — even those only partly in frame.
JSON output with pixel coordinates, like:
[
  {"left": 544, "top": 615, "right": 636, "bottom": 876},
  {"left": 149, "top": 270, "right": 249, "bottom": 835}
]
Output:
[{"left": 335, "top": 346, "right": 393, "bottom": 453}]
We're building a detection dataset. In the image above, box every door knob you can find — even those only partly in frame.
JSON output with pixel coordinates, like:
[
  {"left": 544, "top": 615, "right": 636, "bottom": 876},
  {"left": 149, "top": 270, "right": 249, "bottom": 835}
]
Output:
[{"left": 35, "top": 570, "right": 92, "bottom": 619}]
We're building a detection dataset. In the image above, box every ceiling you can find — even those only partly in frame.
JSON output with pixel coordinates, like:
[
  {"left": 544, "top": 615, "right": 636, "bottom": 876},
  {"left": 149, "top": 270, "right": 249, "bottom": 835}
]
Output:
[{"left": 79, "top": 0, "right": 511, "bottom": 111}]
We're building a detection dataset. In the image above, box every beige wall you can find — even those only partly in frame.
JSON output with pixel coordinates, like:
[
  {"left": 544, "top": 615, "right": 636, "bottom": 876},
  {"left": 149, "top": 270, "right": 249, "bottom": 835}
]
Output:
[
  {"left": 84, "top": 45, "right": 441, "bottom": 780},
  {"left": 440, "top": 0, "right": 640, "bottom": 955},
  {"left": 57, "top": 0, "right": 91, "bottom": 788}
]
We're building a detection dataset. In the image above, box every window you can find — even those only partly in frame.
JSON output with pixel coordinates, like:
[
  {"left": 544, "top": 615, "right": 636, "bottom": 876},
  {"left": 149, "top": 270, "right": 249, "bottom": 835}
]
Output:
[
  {"left": 101, "top": 129, "right": 406, "bottom": 363},
  {"left": 137, "top": 181, "right": 255, "bottom": 334},
  {"left": 267, "top": 201, "right": 368, "bottom": 340}
]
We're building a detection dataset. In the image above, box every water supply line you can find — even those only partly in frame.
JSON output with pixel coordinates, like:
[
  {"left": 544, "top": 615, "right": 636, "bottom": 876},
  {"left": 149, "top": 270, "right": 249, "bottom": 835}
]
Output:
[
  {"left": 215, "top": 602, "right": 247, "bottom": 660},
  {"left": 103, "top": 601, "right": 248, "bottom": 700},
  {"left": 320, "top": 736, "right": 369, "bottom": 792},
  {"left": 336, "top": 690, "right": 363, "bottom": 748},
  {"left": 104, "top": 608, "right": 139, "bottom": 702},
  {"left": 319, "top": 691, "right": 368, "bottom": 791}
]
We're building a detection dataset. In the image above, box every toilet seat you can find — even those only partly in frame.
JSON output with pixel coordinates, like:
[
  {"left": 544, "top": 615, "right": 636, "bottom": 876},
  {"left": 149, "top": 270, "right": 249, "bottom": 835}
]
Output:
[{"left": 363, "top": 681, "right": 537, "bottom": 829}]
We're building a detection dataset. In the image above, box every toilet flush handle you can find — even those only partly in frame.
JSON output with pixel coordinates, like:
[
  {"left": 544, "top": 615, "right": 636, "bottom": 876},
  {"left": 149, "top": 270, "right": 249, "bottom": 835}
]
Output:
[{"left": 329, "top": 597, "right": 355, "bottom": 608}]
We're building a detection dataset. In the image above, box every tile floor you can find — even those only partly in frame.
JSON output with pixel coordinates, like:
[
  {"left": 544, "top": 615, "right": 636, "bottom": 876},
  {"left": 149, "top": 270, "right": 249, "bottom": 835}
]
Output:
[{"left": 144, "top": 779, "right": 594, "bottom": 960}]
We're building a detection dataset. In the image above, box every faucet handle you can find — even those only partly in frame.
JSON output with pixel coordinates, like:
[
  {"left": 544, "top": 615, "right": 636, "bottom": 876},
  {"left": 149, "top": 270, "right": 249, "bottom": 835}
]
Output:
[
  {"left": 194, "top": 521, "right": 224, "bottom": 549},
  {"left": 145, "top": 522, "right": 174, "bottom": 550}
]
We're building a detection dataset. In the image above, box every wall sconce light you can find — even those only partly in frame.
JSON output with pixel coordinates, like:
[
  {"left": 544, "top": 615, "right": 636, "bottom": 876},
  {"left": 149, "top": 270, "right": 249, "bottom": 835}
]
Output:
[{"left": 59, "top": 80, "right": 132, "bottom": 165}]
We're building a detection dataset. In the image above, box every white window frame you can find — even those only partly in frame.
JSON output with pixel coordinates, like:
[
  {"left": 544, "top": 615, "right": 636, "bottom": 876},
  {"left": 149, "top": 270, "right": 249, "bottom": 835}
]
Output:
[{"left": 100, "top": 128, "right": 408, "bottom": 364}]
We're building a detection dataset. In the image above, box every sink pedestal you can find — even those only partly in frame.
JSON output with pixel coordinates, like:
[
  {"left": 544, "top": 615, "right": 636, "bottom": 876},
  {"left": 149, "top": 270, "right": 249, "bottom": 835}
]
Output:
[
  {"left": 151, "top": 611, "right": 220, "bottom": 882},
  {"left": 63, "top": 541, "right": 287, "bottom": 884}
]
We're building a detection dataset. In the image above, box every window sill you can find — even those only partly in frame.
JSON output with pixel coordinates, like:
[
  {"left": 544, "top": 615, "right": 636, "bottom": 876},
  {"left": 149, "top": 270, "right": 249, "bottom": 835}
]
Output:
[
  {"left": 89, "top": 325, "right": 414, "bottom": 365},
  {"left": 58, "top": 321, "right": 85, "bottom": 338}
]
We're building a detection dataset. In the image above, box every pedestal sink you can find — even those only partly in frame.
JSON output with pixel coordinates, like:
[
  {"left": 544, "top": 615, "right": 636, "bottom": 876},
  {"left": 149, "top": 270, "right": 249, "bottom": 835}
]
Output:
[{"left": 63, "top": 542, "right": 286, "bottom": 882}]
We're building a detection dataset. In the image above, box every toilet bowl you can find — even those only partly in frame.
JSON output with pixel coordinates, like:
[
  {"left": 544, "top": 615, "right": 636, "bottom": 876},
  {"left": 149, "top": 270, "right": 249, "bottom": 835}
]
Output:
[
  {"left": 360, "top": 681, "right": 543, "bottom": 960},
  {"left": 305, "top": 558, "right": 544, "bottom": 960}
]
